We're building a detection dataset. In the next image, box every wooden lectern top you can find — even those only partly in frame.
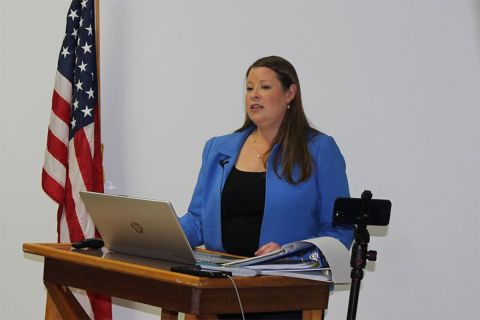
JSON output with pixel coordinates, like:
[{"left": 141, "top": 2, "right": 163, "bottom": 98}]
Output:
[{"left": 23, "top": 243, "right": 329, "bottom": 319}]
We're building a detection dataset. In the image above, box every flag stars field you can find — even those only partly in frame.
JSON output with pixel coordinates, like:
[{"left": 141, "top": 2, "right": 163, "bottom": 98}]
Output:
[
  {"left": 75, "top": 80, "right": 83, "bottom": 91},
  {"left": 81, "top": 106, "right": 92, "bottom": 117},
  {"left": 81, "top": 41, "right": 92, "bottom": 54},
  {"left": 86, "top": 88, "right": 94, "bottom": 99},
  {"left": 78, "top": 61, "right": 87, "bottom": 72},
  {"left": 68, "top": 9, "right": 78, "bottom": 21},
  {"left": 61, "top": 47, "right": 70, "bottom": 58}
]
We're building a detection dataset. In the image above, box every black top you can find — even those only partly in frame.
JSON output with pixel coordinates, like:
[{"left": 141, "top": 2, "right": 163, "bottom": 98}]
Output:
[{"left": 221, "top": 167, "right": 266, "bottom": 257}]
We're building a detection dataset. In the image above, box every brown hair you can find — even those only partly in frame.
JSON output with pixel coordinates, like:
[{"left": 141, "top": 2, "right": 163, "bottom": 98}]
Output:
[{"left": 237, "top": 56, "right": 317, "bottom": 184}]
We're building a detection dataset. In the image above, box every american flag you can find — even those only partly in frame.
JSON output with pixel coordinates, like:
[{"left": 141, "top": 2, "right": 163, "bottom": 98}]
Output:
[{"left": 42, "top": 0, "right": 111, "bottom": 318}]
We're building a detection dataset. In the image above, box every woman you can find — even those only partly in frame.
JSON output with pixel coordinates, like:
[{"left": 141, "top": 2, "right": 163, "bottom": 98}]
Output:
[
  {"left": 180, "top": 55, "right": 353, "bottom": 258},
  {"left": 180, "top": 56, "right": 353, "bottom": 319}
]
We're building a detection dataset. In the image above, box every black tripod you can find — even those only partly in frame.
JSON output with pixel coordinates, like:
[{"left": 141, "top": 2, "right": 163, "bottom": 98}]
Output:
[
  {"left": 347, "top": 190, "right": 377, "bottom": 320},
  {"left": 333, "top": 190, "right": 391, "bottom": 319}
]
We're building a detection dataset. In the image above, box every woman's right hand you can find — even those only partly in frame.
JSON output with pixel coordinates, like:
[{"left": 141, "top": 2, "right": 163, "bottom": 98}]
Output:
[{"left": 254, "top": 242, "right": 281, "bottom": 256}]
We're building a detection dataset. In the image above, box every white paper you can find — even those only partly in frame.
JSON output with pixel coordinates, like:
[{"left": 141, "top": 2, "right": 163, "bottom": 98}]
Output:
[
  {"left": 260, "top": 269, "right": 331, "bottom": 282},
  {"left": 200, "top": 265, "right": 259, "bottom": 277},
  {"left": 302, "top": 237, "right": 351, "bottom": 284},
  {"left": 213, "top": 236, "right": 351, "bottom": 283}
]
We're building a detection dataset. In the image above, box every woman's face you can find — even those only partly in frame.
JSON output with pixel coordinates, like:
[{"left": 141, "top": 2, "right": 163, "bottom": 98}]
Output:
[{"left": 245, "top": 67, "right": 295, "bottom": 130}]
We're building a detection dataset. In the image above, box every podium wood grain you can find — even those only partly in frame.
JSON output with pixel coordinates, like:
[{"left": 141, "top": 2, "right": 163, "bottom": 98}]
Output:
[{"left": 23, "top": 243, "right": 328, "bottom": 319}]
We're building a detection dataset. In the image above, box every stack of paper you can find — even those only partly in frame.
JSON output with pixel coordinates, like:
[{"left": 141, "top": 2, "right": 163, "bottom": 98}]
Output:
[{"left": 203, "top": 237, "right": 351, "bottom": 283}]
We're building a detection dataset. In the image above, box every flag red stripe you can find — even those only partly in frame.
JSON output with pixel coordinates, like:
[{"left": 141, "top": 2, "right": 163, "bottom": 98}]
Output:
[
  {"left": 56, "top": 206, "right": 63, "bottom": 242},
  {"left": 73, "top": 128, "right": 94, "bottom": 191},
  {"left": 92, "top": 106, "right": 103, "bottom": 192},
  {"left": 47, "top": 129, "right": 68, "bottom": 167},
  {"left": 87, "top": 292, "right": 112, "bottom": 320},
  {"left": 42, "top": 169, "right": 65, "bottom": 204},
  {"left": 64, "top": 176, "right": 86, "bottom": 243},
  {"left": 52, "top": 90, "right": 71, "bottom": 124}
]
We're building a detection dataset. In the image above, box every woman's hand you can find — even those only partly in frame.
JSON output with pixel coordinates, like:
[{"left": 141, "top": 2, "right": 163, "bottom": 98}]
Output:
[{"left": 255, "top": 242, "right": 281, "bottom": 256}]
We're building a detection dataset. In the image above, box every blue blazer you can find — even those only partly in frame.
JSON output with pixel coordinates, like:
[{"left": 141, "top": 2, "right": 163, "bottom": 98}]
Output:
[{"left": 180, "top": 127, "right": 354, "bottom": 252}]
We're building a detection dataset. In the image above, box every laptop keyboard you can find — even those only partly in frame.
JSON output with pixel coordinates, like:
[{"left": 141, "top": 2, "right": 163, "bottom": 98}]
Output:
[{"left": 194, "top": 252, "right": 238, "bottom": 265}]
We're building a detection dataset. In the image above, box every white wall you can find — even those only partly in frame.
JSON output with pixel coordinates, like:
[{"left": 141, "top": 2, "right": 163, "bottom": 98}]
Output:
[
  {"left": 1, "top": 0, "right": 479, "bottom": 319},
  {"left": 1, "top": 0, "right": 68, "bottom": 319}
]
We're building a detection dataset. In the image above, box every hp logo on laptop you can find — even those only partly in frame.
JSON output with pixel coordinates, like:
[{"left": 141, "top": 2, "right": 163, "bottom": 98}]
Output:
[{"left": 130, "top": 222, "right": 144, "bottom": 234}]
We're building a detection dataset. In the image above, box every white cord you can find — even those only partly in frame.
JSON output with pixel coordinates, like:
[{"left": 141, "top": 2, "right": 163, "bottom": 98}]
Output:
[{"left": 226, "top": 275, "right": 245, "bottom": 320}]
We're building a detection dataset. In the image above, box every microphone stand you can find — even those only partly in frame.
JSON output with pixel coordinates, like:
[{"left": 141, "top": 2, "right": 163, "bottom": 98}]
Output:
[{"left": 347, "top": 190, "right": 377, "bottom": 320}]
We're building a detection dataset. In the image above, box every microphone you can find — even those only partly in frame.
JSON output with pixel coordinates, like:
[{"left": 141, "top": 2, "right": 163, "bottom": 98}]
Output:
[
  {"left": 219, "top": 159, "right": 229, "bottom": 168},
  {"left": 218, "top": 159, "right": 229, "bottom": 213}
]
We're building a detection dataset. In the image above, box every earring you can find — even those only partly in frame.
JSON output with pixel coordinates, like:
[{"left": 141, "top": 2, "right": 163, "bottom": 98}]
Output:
[{"left": 287, "top": 104, "right": 291, "bottom": 109}]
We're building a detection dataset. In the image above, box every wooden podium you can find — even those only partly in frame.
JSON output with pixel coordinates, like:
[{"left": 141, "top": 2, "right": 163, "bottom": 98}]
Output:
[{"left": 23, "top": 243, "right": 330, "bottom": 320}]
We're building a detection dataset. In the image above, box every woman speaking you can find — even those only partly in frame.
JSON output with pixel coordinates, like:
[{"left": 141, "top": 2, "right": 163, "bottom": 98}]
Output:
[{"left": 180, "top": 55, "right": 353, "bottom": 319}]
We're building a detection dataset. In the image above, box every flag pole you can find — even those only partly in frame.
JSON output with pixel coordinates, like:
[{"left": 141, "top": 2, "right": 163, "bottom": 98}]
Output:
[
  {"left": 94, "top": 0, "right": 105, "bottom": 177},
  {"left": 95, "top": 0, "right": 101, "bottom": 107}
]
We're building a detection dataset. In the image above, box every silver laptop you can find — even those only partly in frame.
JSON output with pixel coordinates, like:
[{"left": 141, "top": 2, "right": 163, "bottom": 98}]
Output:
[{"left": 79, "top": 191, "right": 236, "bottom": 266}]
